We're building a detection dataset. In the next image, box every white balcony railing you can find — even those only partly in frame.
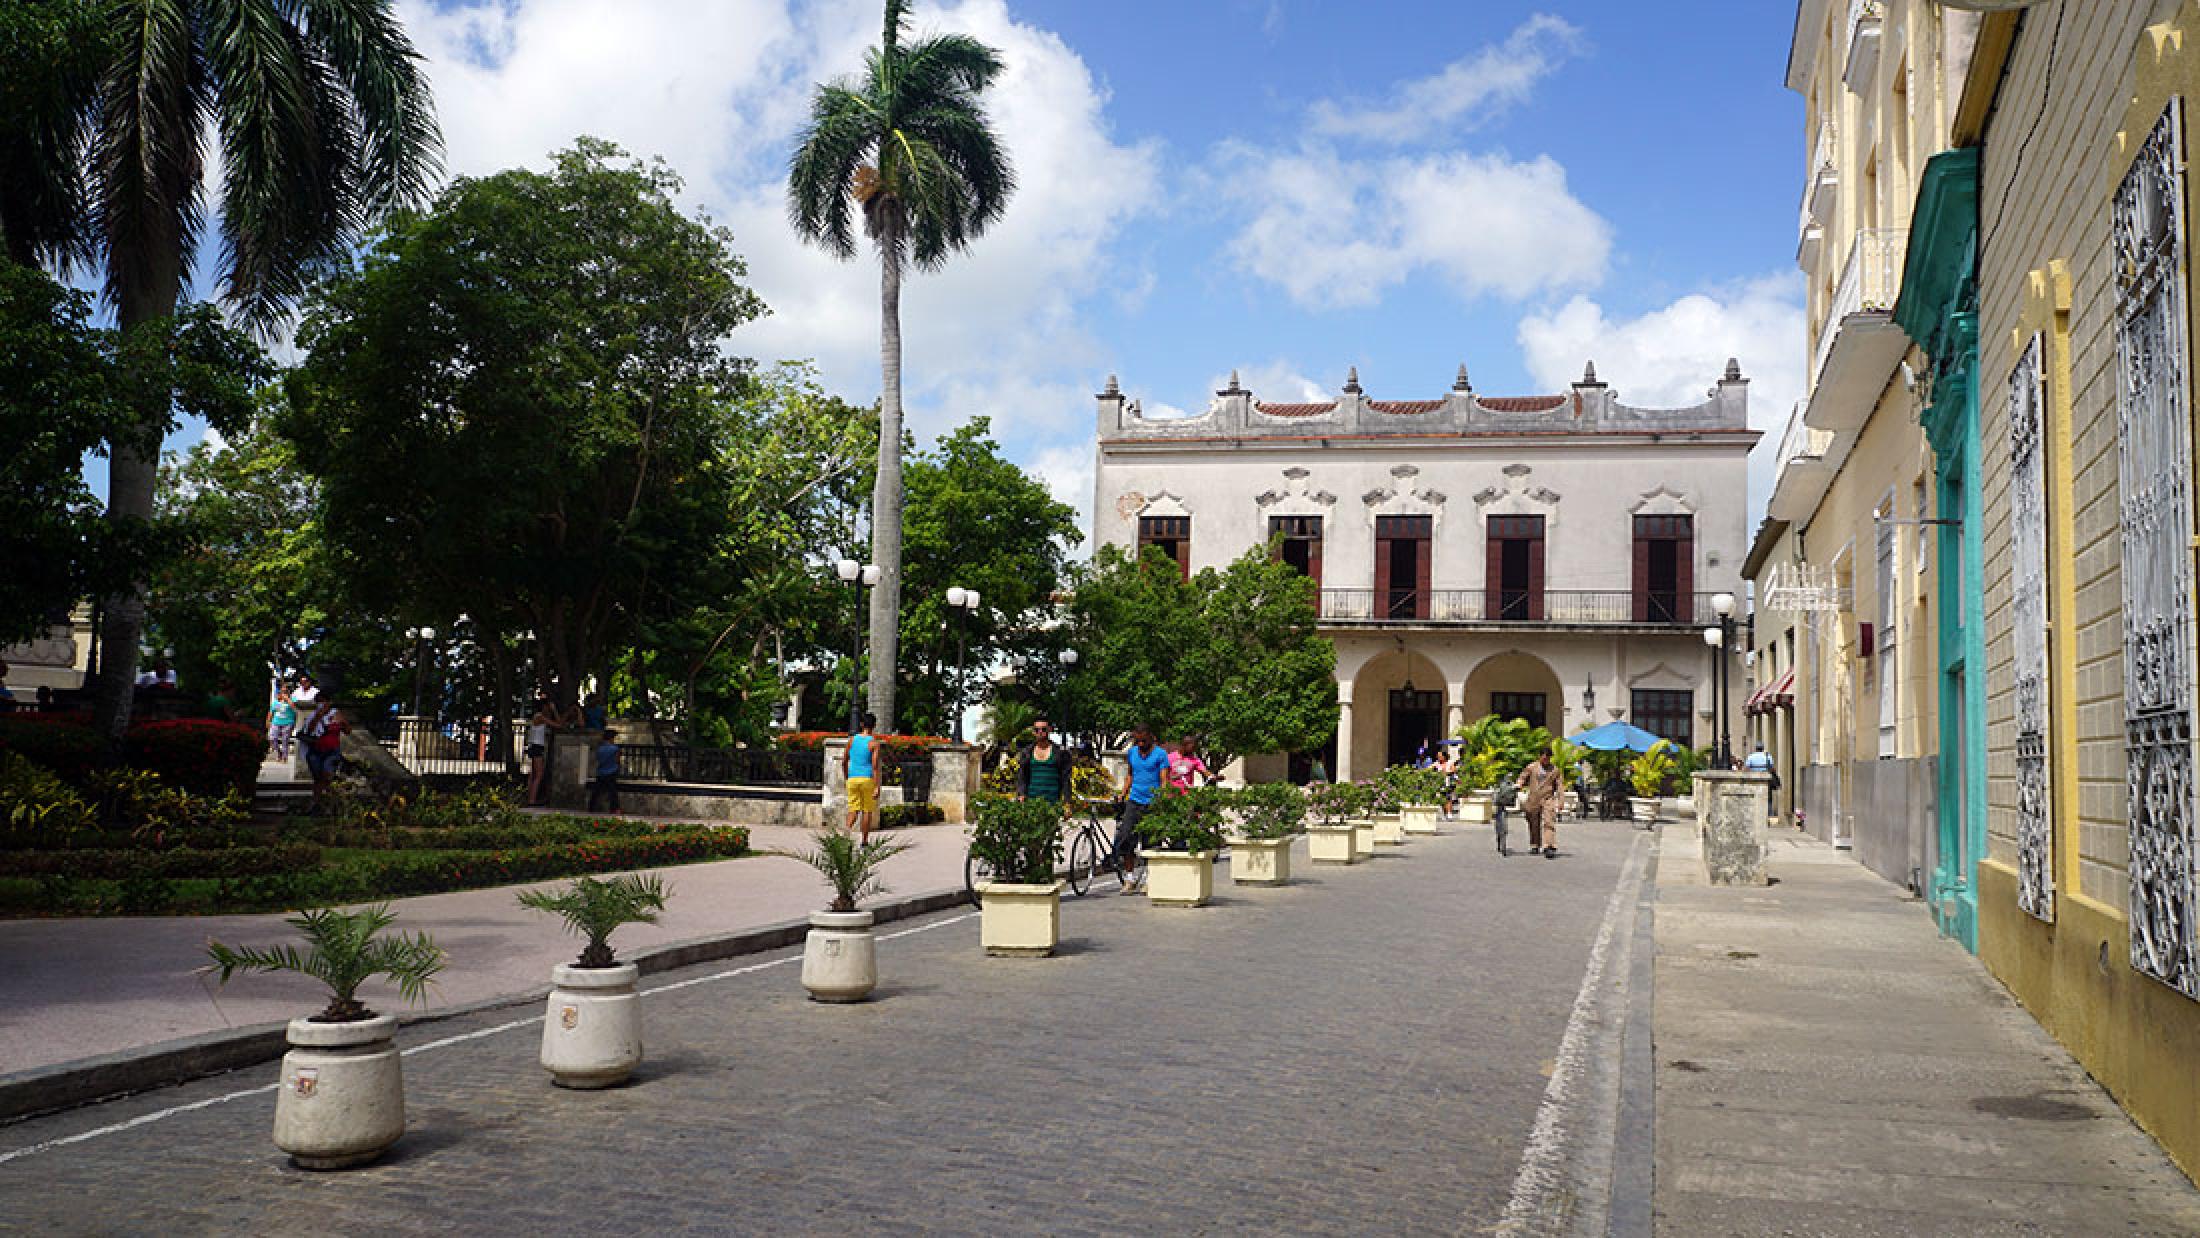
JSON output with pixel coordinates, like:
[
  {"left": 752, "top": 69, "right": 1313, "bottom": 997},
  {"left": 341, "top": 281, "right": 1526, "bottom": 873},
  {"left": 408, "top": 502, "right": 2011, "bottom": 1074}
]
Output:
[
  {"left": 1812, "top": 228, "right": 1906, "bottom": 386},
  {"left": 1777, "top": 401, "right": 1833, "bottom": 472},
  {"left": 1806, "top": 120, "right": 1838, "bottom": 223},
  {"left": 1844, "top": 0, "right": 1884, "bottom": 92}
]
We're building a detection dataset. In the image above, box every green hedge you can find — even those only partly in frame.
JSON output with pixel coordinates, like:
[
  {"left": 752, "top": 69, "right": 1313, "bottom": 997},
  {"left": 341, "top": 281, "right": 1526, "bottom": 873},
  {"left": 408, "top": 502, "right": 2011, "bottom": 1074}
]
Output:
[
  {"left": 295, "top": 817, "right": 667, "bottom": 851},
  {"left": 0, "top": 826, "right": 752, "bottom": 916},
  {"left": 879, "top": 802, "right": 945, "bottom": 829},
  {"left": 7, "top": 844, "right": 323, "bottom": 879}
]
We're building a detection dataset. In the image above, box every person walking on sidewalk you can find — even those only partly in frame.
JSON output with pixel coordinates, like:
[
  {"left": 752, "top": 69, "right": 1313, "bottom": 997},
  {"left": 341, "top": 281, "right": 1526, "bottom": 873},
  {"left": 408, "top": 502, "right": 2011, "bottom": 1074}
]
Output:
[
  {"left": 525, "top": 697, "right": 557, "bottom": 806},
  {"left": 588, "top": 729, "right": 623, "bottom": 814},
  {"left": 267, "top": 684, "right": 297, "bottom": 762},
  {"left": 1014, "top": 719, "right": 1070, "bottom": 806},
  {"left": 844, "top": 713, "right": 881, "bottom": 843},
  {"left": 299, "top": 698, "right": 348, "bottom": 808},
  {"left": 1165, "top": 734, "right": 1213, "bottom": 793},
  {"left": 1117, "top": 724, "right": 1172, "bottom": 894},
  {"left": 1518, "top": 745, "right": 1565, "bottom": 859}
]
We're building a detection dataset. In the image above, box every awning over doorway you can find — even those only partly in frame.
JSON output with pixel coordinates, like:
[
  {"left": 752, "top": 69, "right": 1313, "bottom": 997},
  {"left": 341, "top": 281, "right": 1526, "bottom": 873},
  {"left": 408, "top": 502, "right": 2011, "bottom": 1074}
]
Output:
[{"left": 1746, "top": 668, "right": 1795, "bottom": 715}]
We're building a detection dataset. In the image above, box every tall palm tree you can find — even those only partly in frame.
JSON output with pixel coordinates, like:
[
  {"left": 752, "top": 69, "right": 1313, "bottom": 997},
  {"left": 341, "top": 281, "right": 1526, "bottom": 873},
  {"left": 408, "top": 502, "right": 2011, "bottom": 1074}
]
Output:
[
  {"left": 787, "top": 0, "right": 1014, "bottom": 733},
  {"left": 72, "top": 0, "right": 440, "bottom": 739},
  {"left": 0, "top": 2, "right": 107, "bottom": 269}
]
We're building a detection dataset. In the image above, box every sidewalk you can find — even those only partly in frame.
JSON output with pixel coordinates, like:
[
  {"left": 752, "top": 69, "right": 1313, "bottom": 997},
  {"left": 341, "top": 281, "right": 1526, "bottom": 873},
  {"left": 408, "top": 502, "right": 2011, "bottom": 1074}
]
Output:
[
  {"left": 0, "top": 818, "right": 968, "bottom": 1081},
  {"left": 1653, "top": 827, "right": 2200, "bottom": 1235}
]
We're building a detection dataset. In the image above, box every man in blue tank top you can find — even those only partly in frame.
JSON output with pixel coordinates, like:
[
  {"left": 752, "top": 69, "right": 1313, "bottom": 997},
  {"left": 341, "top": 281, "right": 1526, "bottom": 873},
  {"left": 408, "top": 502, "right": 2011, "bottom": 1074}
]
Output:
[
  {"left": 1116, "top": 723, "right": 1172, "bottom": 894},
  {"left": 844, "top": 713, "right": 880, "bottom": 841}
]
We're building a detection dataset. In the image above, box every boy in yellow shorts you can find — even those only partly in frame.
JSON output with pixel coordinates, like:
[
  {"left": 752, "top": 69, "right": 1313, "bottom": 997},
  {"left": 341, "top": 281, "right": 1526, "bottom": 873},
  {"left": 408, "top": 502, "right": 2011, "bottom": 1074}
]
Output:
[{"left": 844, "top": 712, "right": 881, "bottom": 841}]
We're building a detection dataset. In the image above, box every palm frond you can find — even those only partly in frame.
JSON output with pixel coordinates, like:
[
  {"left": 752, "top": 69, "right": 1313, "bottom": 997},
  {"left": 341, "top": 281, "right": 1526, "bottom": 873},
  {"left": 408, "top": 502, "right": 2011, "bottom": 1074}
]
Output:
[
  {"left": 787, "top": 826, "right": 911, "bottom": 913},
  {"left": 295, "top": 0, "right": 442, "bottom": 211},
  {"left": 891, "top": 31, "right": 1006, "bottom": 98},
  {"left": 786, "top": 83, "right": 878, "bottom": 260},
  {"left": 0, "top": 0, "right": 108, "bottom": 269},
  {"left": 517, "top": 874, "right": 671, "bottom": 967},
  {"left": 204, "top": 902, "right": 443, "bottom": 1020},
  {"left": 92, "top": 0, "right": 210, "bottom": 315}
]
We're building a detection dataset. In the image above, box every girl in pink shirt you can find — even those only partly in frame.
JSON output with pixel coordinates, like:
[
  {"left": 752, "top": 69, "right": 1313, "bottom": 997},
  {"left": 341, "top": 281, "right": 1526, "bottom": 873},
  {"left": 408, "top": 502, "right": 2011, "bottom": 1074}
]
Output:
[{"left": 1166, "top": 736, "right": 1212, "bottom": 792}]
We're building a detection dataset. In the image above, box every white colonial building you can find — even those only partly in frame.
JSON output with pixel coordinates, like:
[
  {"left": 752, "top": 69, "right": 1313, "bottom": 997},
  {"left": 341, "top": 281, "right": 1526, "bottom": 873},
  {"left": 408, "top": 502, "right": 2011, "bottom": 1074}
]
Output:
[{"left": 1092, "top": 360, "right": 1757, "bottom": 781}]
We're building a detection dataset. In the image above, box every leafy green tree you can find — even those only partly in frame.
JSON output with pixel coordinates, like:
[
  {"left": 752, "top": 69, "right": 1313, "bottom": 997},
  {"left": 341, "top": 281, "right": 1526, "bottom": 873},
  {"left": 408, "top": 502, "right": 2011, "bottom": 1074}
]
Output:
[
  {"left": 286, "top": 140, "right": 766, "bottom": 714},
  {"left": 0, "top": 262, "right": 263, "bottom": 648},
  {"left": 895, "top": 418, "right": 1079, "bottom": 736},
  {"left": 148, "top": 399, "right": 348, "bottom": 711},
  {"left": 788, "top": 0, "right": 1016, "bottom": 732},
  {"left": 1065, "top": 544, "right": 1335, "bottom": 768},
  {"left": 24, "top": 0, "right": 440, "bottom": 740}
]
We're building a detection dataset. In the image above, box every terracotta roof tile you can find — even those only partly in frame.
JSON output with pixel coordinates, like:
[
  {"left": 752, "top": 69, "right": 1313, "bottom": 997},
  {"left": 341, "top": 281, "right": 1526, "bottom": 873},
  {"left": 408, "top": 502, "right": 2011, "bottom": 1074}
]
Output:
[
  {"left": 1477, "top": 395, "right": 1569, "bottom": 413},
  {"left": 1368, "top": 399, "right": 1445, "bottom": 414},
  {"left": 1254, "top": 401, "right": 1338, "bottom": 418}
]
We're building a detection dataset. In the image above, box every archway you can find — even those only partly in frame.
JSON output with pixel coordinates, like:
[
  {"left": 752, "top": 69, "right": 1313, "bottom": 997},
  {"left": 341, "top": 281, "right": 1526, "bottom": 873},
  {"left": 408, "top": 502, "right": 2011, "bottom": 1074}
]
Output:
[
  {"left": 1349, "top": 647, "right": 1447, "bottom": 774},
  {"left": 1461, "top": 650, "right": 1567, "bottom": 733}
]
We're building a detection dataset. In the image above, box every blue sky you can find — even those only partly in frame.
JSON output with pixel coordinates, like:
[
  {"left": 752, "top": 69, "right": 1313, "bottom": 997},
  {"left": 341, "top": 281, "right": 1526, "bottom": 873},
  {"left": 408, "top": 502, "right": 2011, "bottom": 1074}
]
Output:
[{"left": 135, "top": 0, "right": 1806, "bottom": 529}]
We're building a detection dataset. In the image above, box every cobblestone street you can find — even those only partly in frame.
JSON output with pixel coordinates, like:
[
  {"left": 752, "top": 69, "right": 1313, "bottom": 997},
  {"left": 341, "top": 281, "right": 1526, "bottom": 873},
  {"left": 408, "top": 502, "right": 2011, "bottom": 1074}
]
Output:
[{"left": 0, "top": 823, "right": 1648, "bottom": 1234}]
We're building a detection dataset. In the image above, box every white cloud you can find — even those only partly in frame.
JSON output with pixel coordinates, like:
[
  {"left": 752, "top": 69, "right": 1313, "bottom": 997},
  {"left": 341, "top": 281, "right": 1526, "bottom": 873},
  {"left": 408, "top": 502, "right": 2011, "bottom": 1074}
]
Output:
[
  {"left": 1211, "top": 143, "right": 1610, "bottom": 308},
  {"left": 396, "top": 0, "right": 1163, "bottom": 448},
  {"left": 1309, "top": 14, "right": 1584, "bottom": 145},
  {"left": 1515, "top": 273, "right": 1807, "bottom": 523},
  {"left": 1029, "top": 443, "right": 1095, "bottom": 551}
]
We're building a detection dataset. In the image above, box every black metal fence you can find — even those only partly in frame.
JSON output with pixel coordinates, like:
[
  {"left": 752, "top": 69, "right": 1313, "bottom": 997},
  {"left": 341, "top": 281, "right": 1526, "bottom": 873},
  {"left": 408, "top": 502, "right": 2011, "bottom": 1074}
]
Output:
[
  {"left": 377, "top": 716, "right": 524, "bottom": 776},
  {"left": 617, "top": 745, "right": 825, "bottom": 787},
  {"left": 891, "top": 757, "right": 933, "bottom": 803}
]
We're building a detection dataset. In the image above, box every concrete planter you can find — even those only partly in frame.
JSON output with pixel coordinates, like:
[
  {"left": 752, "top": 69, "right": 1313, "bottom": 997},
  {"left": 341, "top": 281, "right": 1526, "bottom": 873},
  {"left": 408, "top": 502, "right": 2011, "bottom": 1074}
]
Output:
[
  {"left": 800, "top": 910, "right": 877, "bottom": 1002},
  {"left": 1145, "top": 850, "right": 1216, "bottom": 907},
  {"left": 540, "top": 962, "right": 642, "bottom": 1089},
  {"left": 978, "top": 880, "right": 1065, "bottom": 957},
  {"left": 1460, "top": 793, "right": 1494, "bottom": 825},
  {"left": 1307, "top": 824, "right": 1360, "bottom": 865},
  {"left": 1372, "top": 811, "right": 1407, "bottom": 846},
  {"left": 1630, "top": 796, "right": 1661, "bottom": 825},
  {"left": 1350, "top": 818, "right": 1376, "bottom": 860},
  {"left": 1400, "top": 803, "right": 1441, "bottom": 835},
  {"left": 274, "top": 1014, "right": 405, "bottom": 1170},
  {"left": 1230, "top": 835, "right": 1293, "bottom": 885}
]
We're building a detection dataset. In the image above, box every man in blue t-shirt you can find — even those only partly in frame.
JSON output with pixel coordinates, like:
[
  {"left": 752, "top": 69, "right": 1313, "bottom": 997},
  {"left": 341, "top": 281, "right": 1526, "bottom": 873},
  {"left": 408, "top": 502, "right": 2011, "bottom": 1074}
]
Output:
[
  {"left": 1116, "top": 723, "right": 1173, "bottom": 894},
  {"left": 588, "top": 728, "right": 622, "bottom": 814}
]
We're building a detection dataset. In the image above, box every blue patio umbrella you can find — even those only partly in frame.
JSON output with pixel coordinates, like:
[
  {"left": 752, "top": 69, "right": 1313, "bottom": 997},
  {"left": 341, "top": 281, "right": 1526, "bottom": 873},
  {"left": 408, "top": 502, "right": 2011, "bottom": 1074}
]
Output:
[{"left": 1569, "top": 720, "right": 1666, "bottom": 753}]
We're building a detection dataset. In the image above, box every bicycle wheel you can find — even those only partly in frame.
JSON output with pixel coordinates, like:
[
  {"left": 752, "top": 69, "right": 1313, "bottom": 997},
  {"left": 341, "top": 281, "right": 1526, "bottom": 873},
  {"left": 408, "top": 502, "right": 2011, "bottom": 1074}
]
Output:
[
  {"left": 964, "top": 849, "right": 997, "bottom": 904},
  {"left": 1067, "top": 828, "right": 1100, "bottom": 896}
]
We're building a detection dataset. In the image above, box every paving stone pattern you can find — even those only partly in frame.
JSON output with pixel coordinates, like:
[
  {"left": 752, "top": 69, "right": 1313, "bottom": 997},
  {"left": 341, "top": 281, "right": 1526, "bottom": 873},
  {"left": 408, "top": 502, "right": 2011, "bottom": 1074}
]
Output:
[{"left": 0, "top": 823, "right": 1641, "bottom": 1234}]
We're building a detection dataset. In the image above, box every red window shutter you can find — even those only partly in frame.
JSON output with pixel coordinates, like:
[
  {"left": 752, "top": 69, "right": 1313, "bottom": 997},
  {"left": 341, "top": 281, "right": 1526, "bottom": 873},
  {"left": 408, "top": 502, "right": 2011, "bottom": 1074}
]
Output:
[
  {"left": 1309, "top": 522, "right": 1324, "bottom": 591},
  {"left": 1375, "top": 526, "right": 1393, "bottom": 608},
  {"left": 1176, "top": 520, "right": 1191, "bottom": 580},
  {"left": 1675, "top": 519, "right": 1694, "bottom": 620},
  {"left": 1632, "top": 522, "right": 1651, "bottom": 622},
  {"left": 1485, "top": 519, "right": 1503, "bottom": 618},
  {"left": 1526, "top": 523, "right": 1545, "bottom": 621},
  {"left": 1414, "top": 527, "right": 1432, "bottom": 619}
]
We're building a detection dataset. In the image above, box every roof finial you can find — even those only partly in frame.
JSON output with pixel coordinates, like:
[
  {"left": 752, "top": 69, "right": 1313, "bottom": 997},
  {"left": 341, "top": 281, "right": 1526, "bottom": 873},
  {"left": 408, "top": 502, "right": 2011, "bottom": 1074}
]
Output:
[
  {"left": 1343, "top": 365, "right": 1362, "bottom": 394},
  {"left": 1724, "top": 357, "right": 1744, "bottom": 382},
  {"left": 1220, "top": 369, "right": 1244, "bottom": 396},
  {"left": 1104, "top": 373, "right": 1120, "bottom": 395},
  {"left": 1453, "top": 363, "right": 1471, "bottom": 392},
  {"left": 1582, "top": 360, "right": 1598, "bottom": 385}
]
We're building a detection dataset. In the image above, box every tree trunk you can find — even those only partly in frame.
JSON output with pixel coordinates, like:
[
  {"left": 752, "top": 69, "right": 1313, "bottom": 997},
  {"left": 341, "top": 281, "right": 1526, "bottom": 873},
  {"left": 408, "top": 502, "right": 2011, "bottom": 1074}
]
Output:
[
  {"left": 90, "top": 264, "right": 184, "bottom": 744},
  {"left": 867, "top": 249, "right": 906, "bottom": 732}
]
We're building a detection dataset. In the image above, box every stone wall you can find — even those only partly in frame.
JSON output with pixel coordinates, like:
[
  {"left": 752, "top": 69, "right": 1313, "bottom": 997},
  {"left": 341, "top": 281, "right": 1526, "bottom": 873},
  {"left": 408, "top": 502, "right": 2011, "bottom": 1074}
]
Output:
[{"left": 1846, "top": 756, "right": 1938, "bottom": 896}]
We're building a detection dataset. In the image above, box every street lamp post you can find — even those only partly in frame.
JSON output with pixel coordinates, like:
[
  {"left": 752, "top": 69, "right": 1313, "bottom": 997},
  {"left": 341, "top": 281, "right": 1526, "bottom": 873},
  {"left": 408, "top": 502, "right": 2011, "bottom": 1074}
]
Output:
[
  {"left": 1058, "top": 647, "right": 1079, "bottom": 750},
  {"left": 835, "top": 558, "right": 880, "bottom": 733},
  {"left": 1706, "top": 591, "right": 1738, "bottom": 766},
  {"left": 406, "top": 626, "right": 437, "bottom": 721},
  {"left": 944, "top": 586, "right": 980, "bottom": 743}
]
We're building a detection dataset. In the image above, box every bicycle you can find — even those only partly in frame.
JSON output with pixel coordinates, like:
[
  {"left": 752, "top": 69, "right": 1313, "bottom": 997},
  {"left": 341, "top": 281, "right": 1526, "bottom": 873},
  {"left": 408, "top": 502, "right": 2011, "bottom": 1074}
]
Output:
[
  {"left": 963, "top": 797, "right": 1126, "bottom": 900},
  {"left": 1063, "top": 797, "right": 1130, "bottom": 896}
]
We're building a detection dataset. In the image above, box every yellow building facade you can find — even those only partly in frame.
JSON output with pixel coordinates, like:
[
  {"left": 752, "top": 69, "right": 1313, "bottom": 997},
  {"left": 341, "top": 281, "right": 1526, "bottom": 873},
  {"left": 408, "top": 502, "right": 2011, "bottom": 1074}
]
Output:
[
  {"left": 1966, "top": 0, "right": 2200, "bottom": 1184},
  {"left": 1749, "top": 0, "right": 1967, "bottom": 889}
]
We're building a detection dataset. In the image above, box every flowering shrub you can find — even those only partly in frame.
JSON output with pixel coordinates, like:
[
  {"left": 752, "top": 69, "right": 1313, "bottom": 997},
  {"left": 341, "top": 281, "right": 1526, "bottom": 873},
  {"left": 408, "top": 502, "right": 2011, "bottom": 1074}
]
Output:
[
  {"left": 0, "top": 715, "right": 106, "bottom": 786},
  {"left": 774, "top": 730, "right": 953, "bottom": 767},
  {"left": 124, "top": 719, "right": 264, "bottom": 797}
]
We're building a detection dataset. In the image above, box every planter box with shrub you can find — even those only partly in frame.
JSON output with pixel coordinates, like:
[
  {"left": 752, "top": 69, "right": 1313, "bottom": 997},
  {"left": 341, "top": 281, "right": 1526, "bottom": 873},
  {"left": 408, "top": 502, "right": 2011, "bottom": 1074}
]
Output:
[{"left": 969, "top": 795, "right": 1067, "bottom": 957}]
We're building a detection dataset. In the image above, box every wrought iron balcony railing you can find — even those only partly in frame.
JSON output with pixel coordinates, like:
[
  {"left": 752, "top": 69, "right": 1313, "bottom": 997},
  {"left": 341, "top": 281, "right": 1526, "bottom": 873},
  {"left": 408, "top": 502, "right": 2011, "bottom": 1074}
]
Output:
[{"left": 1319, "top": 589, "right": 1725, "bottom": 626}]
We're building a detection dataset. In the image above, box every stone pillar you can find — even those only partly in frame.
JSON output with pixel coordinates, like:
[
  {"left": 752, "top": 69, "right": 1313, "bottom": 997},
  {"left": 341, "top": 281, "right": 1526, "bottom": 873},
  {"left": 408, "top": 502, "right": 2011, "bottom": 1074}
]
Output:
[
  {"left": 1698, "top": 771, "right": 1773, "bottom": 886},
  {"left": 548, "top": 731, "right": 594, "bottom": 809},
  {"left": 1334, "top": 687, "right": 1355, "bottom": 783},
  {"left": 930, "top": 743, "right": 981, "bottom": 823},
  {"left": 1446, "top": 681, "right": 1466, "bottom": 737},
  {"left": 822, "top": 738, "right": 849, "bottom": 823}
]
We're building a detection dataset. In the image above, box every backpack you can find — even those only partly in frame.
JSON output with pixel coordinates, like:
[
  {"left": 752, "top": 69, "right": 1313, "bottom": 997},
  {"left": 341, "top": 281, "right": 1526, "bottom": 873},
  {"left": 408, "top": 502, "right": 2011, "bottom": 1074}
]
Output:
[{"left": 1494, "top": 782, "right": 1519, "bottom": 809}]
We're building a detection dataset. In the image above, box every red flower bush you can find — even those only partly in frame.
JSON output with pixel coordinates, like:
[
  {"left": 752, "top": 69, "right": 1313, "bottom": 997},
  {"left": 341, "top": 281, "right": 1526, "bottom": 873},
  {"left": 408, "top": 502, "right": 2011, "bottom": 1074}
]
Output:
[
  {"left": 0, "top": 715, "right": 106, "bottom": 785},
  {"left": 124, "top": 719, "right": 265, "bottom": 797},
  {"left": 773, "top": 730, "right": 954, "bottom": 766}
]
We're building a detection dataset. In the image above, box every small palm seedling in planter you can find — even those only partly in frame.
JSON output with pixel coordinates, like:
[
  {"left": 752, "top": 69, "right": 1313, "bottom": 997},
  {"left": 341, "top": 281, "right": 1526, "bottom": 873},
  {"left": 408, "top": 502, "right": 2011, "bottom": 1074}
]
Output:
[
  {"left": 1135, "top": 785, "right": 1229, "bottom": 907},
  {"left": 1305, "top": 780, "right": 1372, "bottom": 865},
  {"left": 205, "top": 905, "right": 444, "bottom": 1170},
  {"left": 1229, "top": 782, "right": 1305, "bottom": 886},
  {"left": 791, "top": 826, "right": 911, "bottom": 1001},
  {"left": 516, "top": 874, "right": 670, "bottom": 1088},
  {"left": 968, "top": 794, "right": 1068, "bottom": 956},
  {"left": 1629, "top": 740, "right": 1676, "bottom": 826}
]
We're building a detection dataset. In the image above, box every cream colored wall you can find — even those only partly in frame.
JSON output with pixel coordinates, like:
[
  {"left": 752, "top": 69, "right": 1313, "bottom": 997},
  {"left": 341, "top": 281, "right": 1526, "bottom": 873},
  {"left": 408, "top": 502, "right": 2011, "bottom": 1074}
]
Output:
[{"left": 1974, "top": 1, "right": 2155, "bottom": 911}]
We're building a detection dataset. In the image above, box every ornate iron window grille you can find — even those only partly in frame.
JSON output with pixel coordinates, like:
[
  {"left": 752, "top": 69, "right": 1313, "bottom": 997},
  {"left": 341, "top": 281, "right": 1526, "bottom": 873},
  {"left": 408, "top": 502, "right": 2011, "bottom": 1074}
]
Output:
[{"left": 2010, "top": 332, "right": 2054, "bottom": 921}]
